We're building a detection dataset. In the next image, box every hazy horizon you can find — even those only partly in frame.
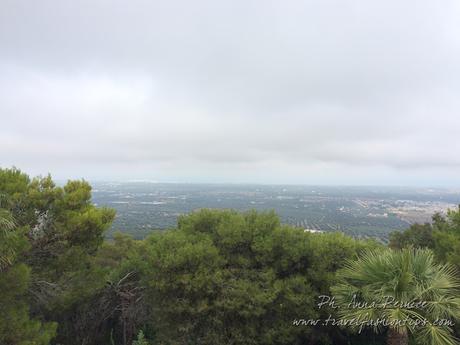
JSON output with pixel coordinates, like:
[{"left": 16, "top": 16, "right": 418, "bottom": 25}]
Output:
[{"left": 48, "top": 176, "right": 460, "bottom": 190}]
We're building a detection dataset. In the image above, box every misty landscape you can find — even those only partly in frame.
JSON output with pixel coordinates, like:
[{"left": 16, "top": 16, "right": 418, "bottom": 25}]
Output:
[
  {"left": 3, "top": 0, "right": 460, "bottom": 344},
  {"left": 92, "top": 182, "right": 460, "bottom": 241}
]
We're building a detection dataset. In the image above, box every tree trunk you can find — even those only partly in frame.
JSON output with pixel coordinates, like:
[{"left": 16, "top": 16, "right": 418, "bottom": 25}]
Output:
[{"left": 387, "top": 328, "right": 408, "bottom": 345}]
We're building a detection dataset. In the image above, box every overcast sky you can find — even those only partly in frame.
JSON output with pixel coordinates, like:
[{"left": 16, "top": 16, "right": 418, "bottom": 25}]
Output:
[{"left": 1, "top": 0, "right": 460, "bottom": 186}]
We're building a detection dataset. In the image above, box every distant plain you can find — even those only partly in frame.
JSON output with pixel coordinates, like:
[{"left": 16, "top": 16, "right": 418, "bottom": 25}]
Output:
[{"left": 91, "top": 182, "right": 460, "bottom": 241}]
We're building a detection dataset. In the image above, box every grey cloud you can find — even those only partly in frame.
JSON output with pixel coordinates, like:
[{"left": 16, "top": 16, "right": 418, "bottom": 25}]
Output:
[{"left": 1, "top": 0, "right": 460, "bottom": 185}]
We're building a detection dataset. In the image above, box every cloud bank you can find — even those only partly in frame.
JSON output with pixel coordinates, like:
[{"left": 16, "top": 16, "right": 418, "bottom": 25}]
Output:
[{"left": 1, "top": 0, "right": 460, "bottom": 185}]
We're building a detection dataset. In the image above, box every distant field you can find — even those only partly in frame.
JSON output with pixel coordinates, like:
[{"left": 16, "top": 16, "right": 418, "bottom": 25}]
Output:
[{"left": 91, "top": 182, "right": 460, "bottom": 241}]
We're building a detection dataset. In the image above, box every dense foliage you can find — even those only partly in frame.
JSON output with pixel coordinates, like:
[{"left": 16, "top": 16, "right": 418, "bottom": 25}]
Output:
[
  {"left": 332, "top": 248, "right": 460, "bottom": 345},
  {"left": 389, "top": 208, "right": 460, "bottom": 343},
  {"left": 1, "top": 168, "right": 459, "bottom": 345}
]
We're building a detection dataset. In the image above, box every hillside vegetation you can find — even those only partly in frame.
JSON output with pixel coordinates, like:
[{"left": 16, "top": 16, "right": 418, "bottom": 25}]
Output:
[{"left": 1, "top": 168, "right": 460, "bottom": 345}]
